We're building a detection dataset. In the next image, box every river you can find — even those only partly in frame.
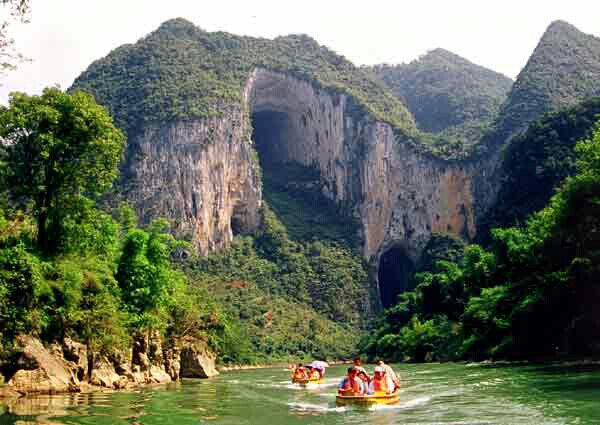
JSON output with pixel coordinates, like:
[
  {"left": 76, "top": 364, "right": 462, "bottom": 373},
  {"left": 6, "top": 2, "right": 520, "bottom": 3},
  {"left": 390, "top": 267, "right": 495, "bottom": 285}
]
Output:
[{"left": 1, "top": 362, "right": 599, "bottom": 424}]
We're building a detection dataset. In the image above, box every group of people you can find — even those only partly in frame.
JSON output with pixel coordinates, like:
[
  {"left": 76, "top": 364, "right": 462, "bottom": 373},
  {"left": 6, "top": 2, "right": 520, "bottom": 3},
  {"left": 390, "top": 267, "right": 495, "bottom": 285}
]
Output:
[
  {"left": 338, "top": 358, "right": 400, "bottom": 395},
  {"left": 290, "top": 363, "right": 324, "bottom": 381}
]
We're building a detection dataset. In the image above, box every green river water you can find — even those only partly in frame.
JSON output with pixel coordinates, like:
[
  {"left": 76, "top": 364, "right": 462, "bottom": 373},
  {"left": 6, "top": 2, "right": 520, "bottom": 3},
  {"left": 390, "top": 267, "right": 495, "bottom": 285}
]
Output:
[{"left": 1, "top": 362, "right": 599, "bottom": 424}]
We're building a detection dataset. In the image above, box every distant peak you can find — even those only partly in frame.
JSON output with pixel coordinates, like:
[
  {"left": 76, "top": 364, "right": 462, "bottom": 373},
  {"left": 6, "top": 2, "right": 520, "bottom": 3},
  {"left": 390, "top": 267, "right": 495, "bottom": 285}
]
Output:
[
  {"left": 155, "top": 18, "right": 205, "bottom": 36},
  {"left": 425, "top": 48, "right": 459, "bottom": 58},
  {"left": 275, "top": 33, "right": 319, "bottom": 45},
  {"left": 546, "top": 19, "right": 578, "bottom": 32},
  {"left": 540, "top": 19, "right": 588, "bottom": 41}
]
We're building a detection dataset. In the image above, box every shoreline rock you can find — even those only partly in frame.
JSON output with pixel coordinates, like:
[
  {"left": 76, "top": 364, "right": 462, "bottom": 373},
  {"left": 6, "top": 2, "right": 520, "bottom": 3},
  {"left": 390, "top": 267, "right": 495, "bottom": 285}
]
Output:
[{"left": 0, "top": 334, "right": 218, "bottom": 399}]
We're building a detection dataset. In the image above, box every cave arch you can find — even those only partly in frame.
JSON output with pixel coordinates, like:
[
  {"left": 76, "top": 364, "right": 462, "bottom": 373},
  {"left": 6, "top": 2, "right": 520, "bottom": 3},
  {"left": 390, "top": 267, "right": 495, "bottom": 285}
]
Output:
[
  {"left": 378, "top": 245, "right": 416, "bottom": 309},
  {"left": 246, "top": 68, "right": 344, "bottom": 168}
]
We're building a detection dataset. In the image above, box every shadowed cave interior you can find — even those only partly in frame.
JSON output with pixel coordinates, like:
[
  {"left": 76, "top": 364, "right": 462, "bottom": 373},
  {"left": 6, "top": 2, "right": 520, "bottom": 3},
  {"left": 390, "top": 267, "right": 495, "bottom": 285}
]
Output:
[
  {"left": 251, "top": 110, "right": 292, "bottom": 165},
  {"left": 378, "top": 246, "right": 416, "bottom": 309}
]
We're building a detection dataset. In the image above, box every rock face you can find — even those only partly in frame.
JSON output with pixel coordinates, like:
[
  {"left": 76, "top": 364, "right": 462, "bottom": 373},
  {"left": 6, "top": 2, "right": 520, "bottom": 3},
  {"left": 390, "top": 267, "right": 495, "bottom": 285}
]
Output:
[
  {"left": 7, "top": 335, "right": 78, "bottom": 394},
  {"left": 62, "top": 337, "right": 88, "bottom": 381},
  {"left": 248, "top": 68, "right": 476, "bottom": 260},
  {"left": 89, "top": 355, "right": 121, "bottom": 388},
  {"left": 179, "top": 338, "right": 219, "bottom": 378},
  {"left": 1, "top": 335, "right": 217, "bottom": 397},
  {"left": 123, "top": 108, "right": 262, "bottom": 255},
  {"left": 131, "top": 331, "right": 172, "bottom": 384}
]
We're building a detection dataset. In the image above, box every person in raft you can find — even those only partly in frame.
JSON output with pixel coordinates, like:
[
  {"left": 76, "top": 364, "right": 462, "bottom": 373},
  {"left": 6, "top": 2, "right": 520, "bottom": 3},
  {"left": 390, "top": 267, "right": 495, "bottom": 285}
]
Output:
[
  {"left": 368, "top": 366, "right": 393, "bottom": 394},
  {"left": 377, "top": 359, "right": 400, "bottom": 391},
  {"left": 292, "top": 363, "right": 308, "bottom": 380},
  {"left": 338, "top": 367, "right": 366, "bottom": 395},
  {"left": 312, "top": 366, "right": 324, "bottom": 379},
  {"left": 352, "top": 357, "right": 371, "bottom": 386},
  {"left": 306, "top": 365, "right": 321, "bottom": 380}
]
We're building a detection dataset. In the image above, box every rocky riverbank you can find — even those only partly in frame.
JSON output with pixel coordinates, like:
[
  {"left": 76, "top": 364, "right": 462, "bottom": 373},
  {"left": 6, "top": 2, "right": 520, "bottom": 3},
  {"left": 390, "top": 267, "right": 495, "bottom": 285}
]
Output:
[{"left": 0, "top": 334, "right": 218, "bottom": 399}]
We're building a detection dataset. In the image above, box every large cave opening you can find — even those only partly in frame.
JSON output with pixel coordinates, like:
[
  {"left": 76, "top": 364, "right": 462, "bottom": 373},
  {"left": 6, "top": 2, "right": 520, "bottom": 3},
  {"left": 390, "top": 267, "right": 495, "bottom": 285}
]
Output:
[
  {"left": 248, "top": 70, "right": 359, "bottom": 246},
  {"left": 378, "top": 246, "right": 416, "bottom": 309},
  {"left": 251, "top": 110, "right": 291, "bottom": 166}
]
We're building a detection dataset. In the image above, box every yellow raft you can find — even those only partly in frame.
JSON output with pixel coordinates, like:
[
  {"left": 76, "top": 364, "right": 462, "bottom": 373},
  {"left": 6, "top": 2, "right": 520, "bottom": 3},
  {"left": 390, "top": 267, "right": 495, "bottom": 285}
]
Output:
[
  {"left": 336, "top": 390, "right": 400, "bottom": 406},
  {"left": 291, "top": 376, "right": 323, "bottom": 385}
]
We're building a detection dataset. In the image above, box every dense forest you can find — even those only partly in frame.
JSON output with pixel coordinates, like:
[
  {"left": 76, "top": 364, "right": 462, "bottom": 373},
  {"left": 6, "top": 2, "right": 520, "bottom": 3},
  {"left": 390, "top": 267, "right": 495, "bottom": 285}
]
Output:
[{"left": 363, "top": 106, "right": 600, "bottom": 361}]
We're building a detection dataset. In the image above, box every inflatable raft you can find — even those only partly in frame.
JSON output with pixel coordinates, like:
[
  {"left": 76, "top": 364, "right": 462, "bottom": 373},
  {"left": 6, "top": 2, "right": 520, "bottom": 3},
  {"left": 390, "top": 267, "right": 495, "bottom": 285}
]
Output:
[
  {"left": 291, "top": 376, "right": 323, "bottom": 385},
  {"left": 336, "top": 390, "right": 400, "bottom": 406}
]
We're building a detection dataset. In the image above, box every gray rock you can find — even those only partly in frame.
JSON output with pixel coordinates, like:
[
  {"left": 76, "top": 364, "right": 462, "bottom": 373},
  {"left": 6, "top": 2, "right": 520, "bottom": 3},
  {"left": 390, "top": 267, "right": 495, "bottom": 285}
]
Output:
[
  {"left": 180, "top": 338, "right": 219, "bottom": 378},
  {"left": 7, "top": 335, "right": 78, "bottom": 394}
]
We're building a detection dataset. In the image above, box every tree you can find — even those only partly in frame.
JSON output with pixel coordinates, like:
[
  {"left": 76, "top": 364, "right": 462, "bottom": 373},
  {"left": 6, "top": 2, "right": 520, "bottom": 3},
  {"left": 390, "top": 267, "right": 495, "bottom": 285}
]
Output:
[
  {"left": 1, "top": 0, "right": 30, "bottom": 77},
  {"left": 116, "top": 220, "right": 186, "bottom": 330},
  {"left": 0, "top": 87, "right": 125, "bottom": 254}
]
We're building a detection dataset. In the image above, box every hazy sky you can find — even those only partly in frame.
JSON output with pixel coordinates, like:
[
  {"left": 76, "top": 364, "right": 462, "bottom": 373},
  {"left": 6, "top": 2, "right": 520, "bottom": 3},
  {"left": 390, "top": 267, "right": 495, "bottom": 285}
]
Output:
[{"left": 1, "top": 0, "right": 599, "bottom": 104}]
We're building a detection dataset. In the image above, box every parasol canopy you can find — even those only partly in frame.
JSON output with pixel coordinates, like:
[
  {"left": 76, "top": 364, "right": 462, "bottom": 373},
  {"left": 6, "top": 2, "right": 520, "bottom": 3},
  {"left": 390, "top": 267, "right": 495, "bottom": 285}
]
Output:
[{"left": 308, "top": 360, "right": 329, "bottom": 369}]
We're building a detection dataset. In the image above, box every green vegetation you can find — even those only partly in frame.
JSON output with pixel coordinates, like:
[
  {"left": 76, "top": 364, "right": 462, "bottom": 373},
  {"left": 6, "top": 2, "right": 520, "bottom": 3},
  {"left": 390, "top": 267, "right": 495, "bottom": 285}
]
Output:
[
  {"left": 0, "top": 88, "right": 370, "bottom": 366},
  {"left": 371, "top": 49, "right": 512, "bottom": 134},
  {"left": 493, "top": 21, "right": 600, "bottom": 141},
  {"left": 261, "top": 162, "right": 359, "bottom": 246},
  {"left": 184, "top": 230, "right": 365, "bottom": 362},
  {"left": 72, "top": 18, "right": 415, "bottom": 138},
  {"left": 0, "top": 89, "right": 218, "bottom": 358},
  {"left": 363, "top": 120, "right": 600, "bottom": 361},
  {"left": 0, "top": 88, "right": 124, "bottom": 254},
  {"left": 183, "top": 186, "right": 372, "bottom": 361},
  {"left": 479, "top": 97, "right": 600, "bottom": 241},
  {"left": 370, "top": 49, "right": 512, "bottom": 157}
]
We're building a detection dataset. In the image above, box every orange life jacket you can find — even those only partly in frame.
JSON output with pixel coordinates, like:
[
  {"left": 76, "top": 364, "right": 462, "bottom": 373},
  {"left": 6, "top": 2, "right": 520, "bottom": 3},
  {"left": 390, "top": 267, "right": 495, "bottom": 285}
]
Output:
[
  {"left": 373, "top": 377, "right": 389, "bottom": 392},
  {"left": 293, "top": 368, "right": 307, "bottom": 379}
]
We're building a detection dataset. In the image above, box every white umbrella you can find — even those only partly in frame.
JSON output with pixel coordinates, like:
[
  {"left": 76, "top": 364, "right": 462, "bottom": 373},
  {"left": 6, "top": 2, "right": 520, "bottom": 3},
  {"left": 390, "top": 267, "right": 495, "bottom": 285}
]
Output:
[{"left": 309, "top": 360, "right": 329, "bottom": 369}]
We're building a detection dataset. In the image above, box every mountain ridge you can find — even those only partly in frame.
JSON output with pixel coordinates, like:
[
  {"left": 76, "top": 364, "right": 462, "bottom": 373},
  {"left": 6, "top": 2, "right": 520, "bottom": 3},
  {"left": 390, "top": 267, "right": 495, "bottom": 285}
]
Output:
[
  {"left": 369, "top": 48, "right": 513, "bottom": 135},
  {"left": 493, "top": 19, "right": 600, "bottom": 142}
]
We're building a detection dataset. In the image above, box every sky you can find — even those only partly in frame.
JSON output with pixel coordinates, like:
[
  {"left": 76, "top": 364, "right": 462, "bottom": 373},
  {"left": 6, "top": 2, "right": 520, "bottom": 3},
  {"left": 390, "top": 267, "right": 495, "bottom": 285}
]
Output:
[{"left": 1, "top": 0, "right": 599, "bottom": 104}]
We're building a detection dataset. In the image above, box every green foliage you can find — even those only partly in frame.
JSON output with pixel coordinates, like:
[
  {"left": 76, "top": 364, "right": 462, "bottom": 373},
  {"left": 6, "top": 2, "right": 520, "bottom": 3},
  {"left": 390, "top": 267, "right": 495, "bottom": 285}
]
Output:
[
  {"left": 0, "top": 240, "right": 48, "bottom": 339},
  {"left": 494, "top": 21, "right": 600, "bottom": 142},
  {"left": 0, "top": 88, "right": 125, "bottom": 254},
  {"left": 370, "top": 49, "right": 513, "bottom": 157},
  {"left": 185, "top": 201, "right": 371, "bottom": 362},
  {"left": 480, "top": 97, "right": 600, "bottom": 241},
  {"left": 72, "top": 18, "right": 415, "bottom": 138},
  {"left": 46, "top": 255, "right": 128, "bottom": 353},
  {"left": 417, "top": 233, "right": 465, "bottom": 274},
  {"left": 116, "top": 220, "right": 188, "bottom": 331},
  {"left": 261, "top": 162, "right": 360, "bottom": 246},
  {"left": 365, "top": 121, "right": 600, "bottom": 361}
]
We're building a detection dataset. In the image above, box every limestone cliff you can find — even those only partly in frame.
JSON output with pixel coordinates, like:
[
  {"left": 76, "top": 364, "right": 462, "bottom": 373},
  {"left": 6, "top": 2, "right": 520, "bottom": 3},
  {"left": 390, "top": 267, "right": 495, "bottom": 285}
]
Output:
[
  {"left": 121, "top": 108, "right": 261, "bottom": 255},
  {"left": 247, "top": 69, "right": 476, "bottom": 265}
]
